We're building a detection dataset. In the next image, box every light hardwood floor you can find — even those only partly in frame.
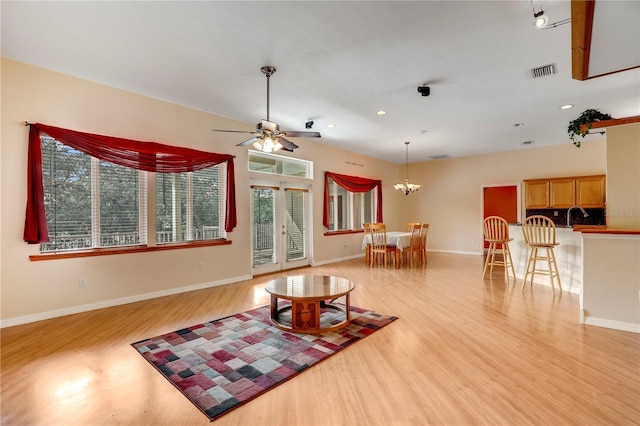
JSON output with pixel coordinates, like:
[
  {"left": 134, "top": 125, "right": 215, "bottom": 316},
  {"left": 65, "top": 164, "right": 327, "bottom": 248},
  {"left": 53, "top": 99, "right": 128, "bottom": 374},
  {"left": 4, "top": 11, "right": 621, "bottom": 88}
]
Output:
[{"left": 2, "top": 253, "right": 639, "bottom": 425}]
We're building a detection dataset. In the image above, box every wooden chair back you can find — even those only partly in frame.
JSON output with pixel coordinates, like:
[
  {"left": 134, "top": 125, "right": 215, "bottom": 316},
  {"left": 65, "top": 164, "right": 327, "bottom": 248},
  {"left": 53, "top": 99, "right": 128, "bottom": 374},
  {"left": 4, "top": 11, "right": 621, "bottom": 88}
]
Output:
[
  {"left": 409, "top": 223, "right": 421, "bottom": 248},
  {"left": 419, "top": 223, "right": 430, "bottom": 264},
  {"left": 369, "top": 223, "right": 388, "bottom": 251},
  {"left": 483, "top": 216, "right": 511, "bottom": 242},
  {"left": 405, "top": 222, "right": 421, "bottom": 232},
  {"left": 419, "top": 223, "right": 430, "bottom": 248},
  {"left": 522, "top": 215, "right": 557, "bottom": 246}
]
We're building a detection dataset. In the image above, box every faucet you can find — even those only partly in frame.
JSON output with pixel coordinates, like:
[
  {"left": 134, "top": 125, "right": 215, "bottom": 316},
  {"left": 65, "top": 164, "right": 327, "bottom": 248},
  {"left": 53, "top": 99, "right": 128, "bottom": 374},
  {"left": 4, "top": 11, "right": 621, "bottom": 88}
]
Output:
[{"left": 567, "top": 206, "right": 589, "bottom": 227}]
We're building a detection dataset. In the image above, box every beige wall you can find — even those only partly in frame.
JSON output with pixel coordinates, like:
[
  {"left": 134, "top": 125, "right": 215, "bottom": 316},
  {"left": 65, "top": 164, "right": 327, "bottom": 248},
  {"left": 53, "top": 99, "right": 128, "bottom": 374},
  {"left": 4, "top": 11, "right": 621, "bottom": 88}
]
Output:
[
  {"left": 605, "top": 123, "right": 640, "bottom": 229},
  {"left": 1, "top": 59, "right": 609, "bottom": 324},
  {"left": 0, "top": 59, "right": 401, "bottom": 324},
  {"left": 402, "top": 143, "right": 607, "bottom": 253}
]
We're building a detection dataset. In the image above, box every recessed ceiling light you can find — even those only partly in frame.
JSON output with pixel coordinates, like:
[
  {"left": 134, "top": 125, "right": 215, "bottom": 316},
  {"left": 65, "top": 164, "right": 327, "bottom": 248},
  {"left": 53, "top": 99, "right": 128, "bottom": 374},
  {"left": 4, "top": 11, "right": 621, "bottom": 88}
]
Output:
[
  {"left": 327, "top": 123, "right": 336, "bottom": 128},
  {"left": 560, "top": 104, "right": 574, "bottom": 110},
  {"left": 514, "top": 122, "right": 524, "bottom": 127},
  {"left": 376, "top": 110, "right": 386, "bottom": 115}
]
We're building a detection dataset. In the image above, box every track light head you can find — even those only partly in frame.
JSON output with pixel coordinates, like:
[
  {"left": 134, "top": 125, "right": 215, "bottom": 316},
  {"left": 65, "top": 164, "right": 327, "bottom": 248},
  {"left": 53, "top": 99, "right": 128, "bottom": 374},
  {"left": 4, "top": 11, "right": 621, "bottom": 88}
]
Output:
[{"left": 417, "top": 85, "right": 430, "bottom": 97}]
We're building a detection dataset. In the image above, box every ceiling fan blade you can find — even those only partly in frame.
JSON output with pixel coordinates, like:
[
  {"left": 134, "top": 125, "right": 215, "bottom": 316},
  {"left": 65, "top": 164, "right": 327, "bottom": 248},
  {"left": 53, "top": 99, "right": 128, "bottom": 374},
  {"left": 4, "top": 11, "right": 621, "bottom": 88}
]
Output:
[
  {"left": 212, "top": 129, "right": 253, "bottom": 134},
  {"left": 283, "top": 130, "right": 321, "bottom": 138},
  {"left": 278, "top": 137, "right": 299, "bottom": 151},
  {"left": 261, "top": 120, "right": 279, "bottom": 133},
  {"left": 236, "top": 137, "right": 259, "bottom": 147}
]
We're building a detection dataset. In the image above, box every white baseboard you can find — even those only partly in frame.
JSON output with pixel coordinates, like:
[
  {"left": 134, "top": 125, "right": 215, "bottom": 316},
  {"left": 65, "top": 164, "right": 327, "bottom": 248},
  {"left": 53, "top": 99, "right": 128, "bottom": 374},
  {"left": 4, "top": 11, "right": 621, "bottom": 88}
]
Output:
[
  {"left": 0, "top": 274, "right": 252, "bottom": 329},
  {"left": 582, "top": 316, "right": 640, "bottom": 334},
  {"left": 312, "top": 253, "right": 363, "bottom": 266},
  {"left": 428, "top": 249, "right": 483, "bottom": 256}
]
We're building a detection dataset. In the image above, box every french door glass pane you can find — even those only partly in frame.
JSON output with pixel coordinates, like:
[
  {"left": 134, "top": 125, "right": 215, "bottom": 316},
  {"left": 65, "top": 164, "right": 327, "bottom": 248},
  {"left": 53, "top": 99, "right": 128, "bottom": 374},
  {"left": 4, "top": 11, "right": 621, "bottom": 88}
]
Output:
[
  {"left": 285, "top": 189, "right": 306, "bottom": 261},
  {"left": 252, "top": 187, "right": 277, "bottom": 266}
]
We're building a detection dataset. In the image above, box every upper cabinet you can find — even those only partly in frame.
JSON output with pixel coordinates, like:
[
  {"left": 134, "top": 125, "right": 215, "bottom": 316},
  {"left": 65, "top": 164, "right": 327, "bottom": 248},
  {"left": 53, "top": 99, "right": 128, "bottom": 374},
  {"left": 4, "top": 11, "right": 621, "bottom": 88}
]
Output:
[
  {"left": 549, "top": 178, "right": 576, "bottom": 208},
  {"left": 576, "top": 175, "right": 606, "bottom": 208},
  {"left": 524, "top": 179, "right": 549, "bottom": 209},
  {"left": 524, "top": 175, "right": 606, "bottom": 209}
]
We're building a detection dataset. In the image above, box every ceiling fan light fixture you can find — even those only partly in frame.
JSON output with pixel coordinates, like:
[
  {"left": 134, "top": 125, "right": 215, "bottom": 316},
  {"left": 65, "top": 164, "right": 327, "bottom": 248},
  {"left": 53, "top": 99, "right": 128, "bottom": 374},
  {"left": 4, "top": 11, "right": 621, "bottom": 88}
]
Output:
[
  {"left": 253, "top": 137, "right": 282, "bottom": 153},
  {"left": 394, "top": 141, "right": 421, "bottom": 196}
]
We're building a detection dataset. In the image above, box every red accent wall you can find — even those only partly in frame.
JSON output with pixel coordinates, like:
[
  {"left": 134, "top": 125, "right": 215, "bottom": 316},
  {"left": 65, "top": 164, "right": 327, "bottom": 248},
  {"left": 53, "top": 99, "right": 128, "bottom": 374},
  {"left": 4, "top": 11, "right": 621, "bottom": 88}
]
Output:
[{"left": 483, "top": 186, "right": 517, "bottom": 248}]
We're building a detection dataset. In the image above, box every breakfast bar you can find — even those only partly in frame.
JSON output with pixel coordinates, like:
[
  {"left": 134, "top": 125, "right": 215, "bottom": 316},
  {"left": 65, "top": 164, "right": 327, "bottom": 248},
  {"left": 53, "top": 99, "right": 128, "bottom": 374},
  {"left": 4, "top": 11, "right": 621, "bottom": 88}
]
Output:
[{"left": 508, "top": 224, "right": 640, "bottom": 333}]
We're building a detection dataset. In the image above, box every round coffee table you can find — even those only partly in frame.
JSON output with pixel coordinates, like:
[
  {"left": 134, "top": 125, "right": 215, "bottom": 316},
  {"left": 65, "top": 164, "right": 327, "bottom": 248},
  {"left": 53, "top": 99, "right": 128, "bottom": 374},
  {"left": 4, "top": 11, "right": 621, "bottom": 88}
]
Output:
[{"left": 264, "top": 275, "right": 355, "bottom": 334}]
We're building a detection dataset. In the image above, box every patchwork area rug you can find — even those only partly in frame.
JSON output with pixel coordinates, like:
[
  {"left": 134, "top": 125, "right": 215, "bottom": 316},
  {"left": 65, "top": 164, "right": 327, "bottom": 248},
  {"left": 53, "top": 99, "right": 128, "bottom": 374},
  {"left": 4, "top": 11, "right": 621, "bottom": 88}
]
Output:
[{"left": 132, "top": 304, "right": 397, "bottom": 421}]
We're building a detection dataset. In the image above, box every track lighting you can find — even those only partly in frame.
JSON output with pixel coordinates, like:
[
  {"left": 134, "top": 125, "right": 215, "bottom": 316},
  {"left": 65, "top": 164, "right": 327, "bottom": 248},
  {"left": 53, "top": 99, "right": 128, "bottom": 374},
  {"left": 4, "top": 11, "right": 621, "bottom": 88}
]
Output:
[{"left": 534, "top": 10, "right": 549, "bottom": 29}]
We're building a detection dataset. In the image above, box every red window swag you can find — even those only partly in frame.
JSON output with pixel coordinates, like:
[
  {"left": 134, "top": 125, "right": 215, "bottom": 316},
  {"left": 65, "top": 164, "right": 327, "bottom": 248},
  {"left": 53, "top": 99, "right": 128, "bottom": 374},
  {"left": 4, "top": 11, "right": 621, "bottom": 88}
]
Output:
[
  {"left": 24, "top": 123, "right": 237, "bottom": 244},
  {"left": 322, "top": 171, "right": 383, "bottom": 229}
]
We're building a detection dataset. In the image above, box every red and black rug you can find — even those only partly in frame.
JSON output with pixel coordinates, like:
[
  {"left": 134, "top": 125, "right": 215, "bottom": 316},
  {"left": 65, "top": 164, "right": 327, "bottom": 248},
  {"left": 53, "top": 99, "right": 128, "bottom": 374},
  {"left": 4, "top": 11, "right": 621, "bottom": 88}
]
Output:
[{"left": 132, "top": 304, "right": 397, "bottom": 421}]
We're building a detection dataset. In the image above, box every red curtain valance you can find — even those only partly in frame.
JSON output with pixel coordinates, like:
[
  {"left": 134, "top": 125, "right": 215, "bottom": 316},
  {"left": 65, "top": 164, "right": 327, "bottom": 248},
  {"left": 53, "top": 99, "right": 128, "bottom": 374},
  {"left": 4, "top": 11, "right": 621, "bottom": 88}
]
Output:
[
  {"left": 322, "top": 171, "right": 383, "bottom": 228},
  {"left": 24, "top": 123, "right": 237, "bottom": 244}
]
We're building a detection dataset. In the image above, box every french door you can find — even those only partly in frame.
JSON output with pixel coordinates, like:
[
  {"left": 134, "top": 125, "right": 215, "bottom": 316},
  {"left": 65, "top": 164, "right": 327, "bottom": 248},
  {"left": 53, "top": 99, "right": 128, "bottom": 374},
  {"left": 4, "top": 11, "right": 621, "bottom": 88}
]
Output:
[{"left": 251, "top": 181, "right": 310, "bottom": 274}]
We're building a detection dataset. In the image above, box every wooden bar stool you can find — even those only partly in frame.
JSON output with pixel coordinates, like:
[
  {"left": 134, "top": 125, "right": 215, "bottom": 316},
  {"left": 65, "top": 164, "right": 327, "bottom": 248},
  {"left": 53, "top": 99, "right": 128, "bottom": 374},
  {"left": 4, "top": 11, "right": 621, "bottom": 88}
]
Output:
[
  {"left": 521, "top": 215, "right": 562, "bottom": 293},
  {"left": 482, "top": 216, "right": 516, "bottom": 280}
]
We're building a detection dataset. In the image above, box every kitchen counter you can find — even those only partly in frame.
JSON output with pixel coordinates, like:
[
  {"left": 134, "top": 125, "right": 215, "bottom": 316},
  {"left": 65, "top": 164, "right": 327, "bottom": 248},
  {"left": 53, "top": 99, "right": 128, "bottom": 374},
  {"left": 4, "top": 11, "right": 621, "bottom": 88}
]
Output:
[
  {"left": 508, "top": 225, "right": 583, "bottom": 293},
  {"left": 508, "top": 224, "right": 639, "bottom": 333},
  {"left": 576, "top": 228, "right": 640, "bottom": 333}
]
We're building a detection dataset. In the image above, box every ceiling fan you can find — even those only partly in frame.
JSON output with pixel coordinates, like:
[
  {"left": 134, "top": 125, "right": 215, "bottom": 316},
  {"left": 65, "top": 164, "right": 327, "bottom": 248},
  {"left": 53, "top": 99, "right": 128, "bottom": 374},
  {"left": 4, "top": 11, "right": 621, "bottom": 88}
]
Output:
[{"left": 212, "top": 66, "right": 321, "bottom": 152}]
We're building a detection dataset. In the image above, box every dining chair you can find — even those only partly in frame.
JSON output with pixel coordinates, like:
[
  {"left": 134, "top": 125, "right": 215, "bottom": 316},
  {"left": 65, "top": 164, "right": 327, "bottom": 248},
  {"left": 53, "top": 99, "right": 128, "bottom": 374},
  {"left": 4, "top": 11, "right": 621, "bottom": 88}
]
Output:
[
  {"left": 521, "top": 215, "right": 562, "bottom": 293},
  {"left": 405, "top": 222, "right": 421, "bottom": 232},
  {"left": 482, "top": 216, "right": 516, "bottom": 280},
  {"left": 418, "top": 223, "right": 430, "bottom": 265},
  {"left": 369, "top": 223, "right": 399, "bottom": 267},
  {"left": 401, "top": 223, "right": 422, "bottom": 267},
  {"left": 362, "top": 222, "right": 373, "bottom": 265}
]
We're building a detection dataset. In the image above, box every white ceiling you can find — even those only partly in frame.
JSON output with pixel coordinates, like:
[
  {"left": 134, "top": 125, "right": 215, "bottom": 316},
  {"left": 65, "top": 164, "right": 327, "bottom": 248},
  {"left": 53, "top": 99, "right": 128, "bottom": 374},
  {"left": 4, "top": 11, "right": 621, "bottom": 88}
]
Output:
[{"left": 2, "top": 1, "right": 639, "bottom": 164}]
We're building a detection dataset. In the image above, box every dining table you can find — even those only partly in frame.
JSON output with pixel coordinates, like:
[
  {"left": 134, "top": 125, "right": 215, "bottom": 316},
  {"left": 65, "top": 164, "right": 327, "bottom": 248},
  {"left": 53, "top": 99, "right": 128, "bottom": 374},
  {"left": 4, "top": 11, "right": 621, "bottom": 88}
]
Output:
[{"left": 362, "top": 231, "right": 413, "bottom": 252}]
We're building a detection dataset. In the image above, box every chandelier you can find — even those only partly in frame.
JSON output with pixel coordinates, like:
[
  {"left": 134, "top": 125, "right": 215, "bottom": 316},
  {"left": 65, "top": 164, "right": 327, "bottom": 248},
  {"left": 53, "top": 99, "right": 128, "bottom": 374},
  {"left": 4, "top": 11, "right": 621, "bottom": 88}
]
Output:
[{"left": 394, "top": 141, "right": 421, "bottom": 195}]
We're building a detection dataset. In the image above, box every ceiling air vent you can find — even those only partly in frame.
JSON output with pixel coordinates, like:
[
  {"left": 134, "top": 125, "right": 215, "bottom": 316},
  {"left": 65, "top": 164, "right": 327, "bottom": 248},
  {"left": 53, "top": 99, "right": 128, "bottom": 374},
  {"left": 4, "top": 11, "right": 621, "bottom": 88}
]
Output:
[
  {"left": 530, "top": 63, "right": 557, "bottom": 79},
  {"left": 429, "top": 154, "right": 450, "bottom": 160}
]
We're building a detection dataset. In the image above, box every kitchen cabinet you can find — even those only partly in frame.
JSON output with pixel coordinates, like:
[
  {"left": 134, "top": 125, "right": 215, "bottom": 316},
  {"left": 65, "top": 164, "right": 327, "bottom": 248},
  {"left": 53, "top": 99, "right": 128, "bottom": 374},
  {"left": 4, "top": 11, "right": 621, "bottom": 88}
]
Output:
[
  {"left": 576, "top": 175, "right": 606, "bottom": 207},
  {"left": 524, "top": 179, "right": 549, "bottom": 209},
  {"left": 549, "top": 178, "right": 576, "bottom": 208},
  {"left": 524, "top": 175, "right": 606, "bottom": 209}
]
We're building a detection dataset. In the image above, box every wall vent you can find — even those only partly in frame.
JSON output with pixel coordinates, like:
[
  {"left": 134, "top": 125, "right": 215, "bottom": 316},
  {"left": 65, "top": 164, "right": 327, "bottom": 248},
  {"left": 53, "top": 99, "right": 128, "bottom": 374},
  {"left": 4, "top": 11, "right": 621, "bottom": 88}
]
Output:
[
  {"left": 530, "top": 63, "right": 557, "bottom": 78},
  {"left": 429, "top": 154, "right": 450, "bottom": 160}
]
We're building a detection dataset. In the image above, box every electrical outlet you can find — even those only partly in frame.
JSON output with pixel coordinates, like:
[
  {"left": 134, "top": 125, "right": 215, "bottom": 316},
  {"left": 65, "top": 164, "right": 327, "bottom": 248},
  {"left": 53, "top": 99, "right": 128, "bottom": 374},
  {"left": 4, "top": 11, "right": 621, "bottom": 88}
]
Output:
[
  {"left": 198, "top": 262, "right": 205, "bottom": 270},
  {"left": 343, "top": 242, "right": 348, "bottom": 248},
  {"left": 79, "top": 277, "right": 87, "bottom": 288},
  {"left": 554, "top": 211, "right": 558, "bottom": 216}
]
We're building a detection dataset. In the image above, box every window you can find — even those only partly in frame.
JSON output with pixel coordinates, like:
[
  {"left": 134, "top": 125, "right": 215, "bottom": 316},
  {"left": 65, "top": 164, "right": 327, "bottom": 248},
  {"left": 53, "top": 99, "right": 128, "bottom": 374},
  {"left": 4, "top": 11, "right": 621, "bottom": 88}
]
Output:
[
  {"left": 39, "top": 136, "right": 227, "bottom": 253},
  {"left": 326, "top": 176, "right": 377, "bottom": 231},
  {"left": 40, "top": 137, "right": 146, "bottom": 252},
  {"left": 156, "top": 165, "right": 226, "bottom": 243},
  {"left": 248, "top": 150, "right": 312, "bottom": 178}
]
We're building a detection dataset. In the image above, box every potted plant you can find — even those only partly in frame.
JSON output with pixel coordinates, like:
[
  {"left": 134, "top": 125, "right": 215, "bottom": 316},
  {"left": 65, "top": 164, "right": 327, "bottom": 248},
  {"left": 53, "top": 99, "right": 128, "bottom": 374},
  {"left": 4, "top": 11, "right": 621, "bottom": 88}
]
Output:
[{"left": 568, "top": 108, "right": 612, "bottom": 147}]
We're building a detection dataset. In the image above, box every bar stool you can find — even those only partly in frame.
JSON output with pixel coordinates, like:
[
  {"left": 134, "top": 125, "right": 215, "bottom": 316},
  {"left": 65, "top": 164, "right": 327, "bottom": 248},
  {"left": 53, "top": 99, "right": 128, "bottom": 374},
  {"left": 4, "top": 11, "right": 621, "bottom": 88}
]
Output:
[
  {"left": 482, "top": 216, "right": 516, "bottom": 280},
  {"left": 521, "top": 215, "right": 562, "bottom": 293}
]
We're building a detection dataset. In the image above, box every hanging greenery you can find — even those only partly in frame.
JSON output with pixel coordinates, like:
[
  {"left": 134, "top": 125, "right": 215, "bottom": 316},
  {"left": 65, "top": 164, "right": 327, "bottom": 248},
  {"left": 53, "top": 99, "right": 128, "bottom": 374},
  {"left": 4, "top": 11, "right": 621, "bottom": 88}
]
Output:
[{"left": 568, "top": 108, "right": 612, "bottom": 147}]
